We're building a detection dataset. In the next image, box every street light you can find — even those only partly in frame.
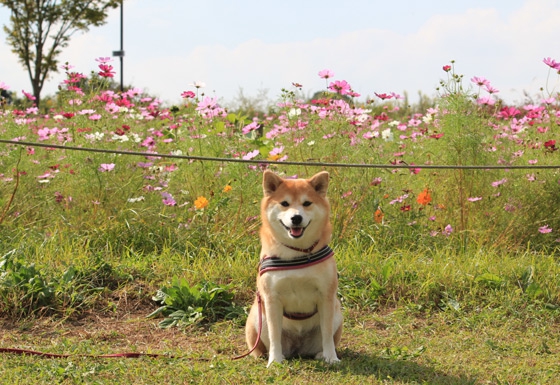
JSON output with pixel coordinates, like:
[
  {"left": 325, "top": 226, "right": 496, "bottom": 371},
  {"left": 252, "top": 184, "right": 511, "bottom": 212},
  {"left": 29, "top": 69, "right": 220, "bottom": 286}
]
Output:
[{"left": 112, "top": 0, "right": 124, "bottom": 92}]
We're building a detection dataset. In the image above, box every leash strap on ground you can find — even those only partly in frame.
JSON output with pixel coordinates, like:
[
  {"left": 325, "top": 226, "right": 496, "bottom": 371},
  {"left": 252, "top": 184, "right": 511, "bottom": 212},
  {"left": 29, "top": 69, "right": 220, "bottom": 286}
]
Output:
[
  {"left": 0, "top": 347, "right": 175, "bottom": 359},
  {"left": 232, "top": 292, "right": 263, "bottom": 360}
]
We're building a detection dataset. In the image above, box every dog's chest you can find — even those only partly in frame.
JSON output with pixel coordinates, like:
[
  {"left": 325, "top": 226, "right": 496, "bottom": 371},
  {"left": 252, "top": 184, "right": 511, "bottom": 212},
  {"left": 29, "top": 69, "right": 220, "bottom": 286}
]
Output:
[{"left": 266, "top": 272, "right": 324, "bottom": 307}]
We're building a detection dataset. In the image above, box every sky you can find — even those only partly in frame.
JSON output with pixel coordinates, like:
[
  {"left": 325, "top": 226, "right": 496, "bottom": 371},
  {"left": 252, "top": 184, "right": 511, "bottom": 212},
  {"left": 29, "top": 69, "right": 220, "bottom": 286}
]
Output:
[{"left": 1, "top": 0, "right": 560, "bottom": 107}]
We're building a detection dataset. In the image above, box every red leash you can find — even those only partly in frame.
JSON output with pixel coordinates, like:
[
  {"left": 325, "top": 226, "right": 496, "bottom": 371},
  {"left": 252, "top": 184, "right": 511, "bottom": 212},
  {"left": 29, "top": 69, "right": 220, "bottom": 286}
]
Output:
[
  {"left": 0, "top": 347, "right": 174, "bottom": 358},
  {"left": 232, "top": 292, "right": 262, "bottom": 360}
]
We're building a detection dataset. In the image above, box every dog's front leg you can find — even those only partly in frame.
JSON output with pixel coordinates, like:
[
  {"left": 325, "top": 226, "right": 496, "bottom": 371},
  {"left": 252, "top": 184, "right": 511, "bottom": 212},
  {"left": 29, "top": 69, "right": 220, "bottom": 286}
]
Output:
[
  {"left": 264, "top": 298, "right": 285, "bottom": 367},
  {"left": 316, "top": 293, "right": 340, "bottom": 364}
]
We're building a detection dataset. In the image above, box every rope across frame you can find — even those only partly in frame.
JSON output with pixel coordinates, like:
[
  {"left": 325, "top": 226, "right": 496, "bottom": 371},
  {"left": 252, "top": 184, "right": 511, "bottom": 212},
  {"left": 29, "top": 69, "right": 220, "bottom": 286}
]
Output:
[{"left": 1, "top": 138, "right": 559, "bottom": 170}]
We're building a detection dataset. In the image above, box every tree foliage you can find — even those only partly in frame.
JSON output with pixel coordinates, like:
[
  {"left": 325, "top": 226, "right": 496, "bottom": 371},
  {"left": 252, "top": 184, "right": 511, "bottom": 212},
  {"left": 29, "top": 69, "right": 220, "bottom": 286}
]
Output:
[{"left": 1, "top": 0, "right": 120, "bottom": 106}]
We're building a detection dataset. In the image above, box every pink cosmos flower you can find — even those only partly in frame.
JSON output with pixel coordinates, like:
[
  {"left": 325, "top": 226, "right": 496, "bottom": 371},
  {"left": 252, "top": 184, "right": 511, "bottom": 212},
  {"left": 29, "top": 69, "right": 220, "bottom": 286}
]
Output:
[
  {"left": 161, "top": 192, "right": 177, "bottom": 206},
  {"left": 105, "top": 103, "right": 120, "bottom": 114},
  {"left": 471, "top": 76, "right": 490, "bottom": 86},
  {"left": 443, "top": 224, "right": 453, "bottom": 236},
  {"left": 477, "top": 96, "right": 495, "bottom": 106},
  {"left": 409, "top": 164, "right": 421, "bottom": 175},
  {"left": 362, "top": 131, "right": 378, "bottom": 139},
  {"left": 242, "top": 121, "right": 260, "bottom": 134},
  {"left": 370, "top": 177, "right": 382, "bottom": 186},
  {"left": 539, "top": 225, "right": 553, "bottom": 234},
  {"left": 484, "top": 85, "right": 499, "bottom": 94},
  {"left": 269, "top": 146, "right": 284, "bottom": 156},
  {"left": 467, "top": 197, "right": 482, "bottom": 202},
  {"left": 37, "top": 127, "right": 58, "bottom": 141},
  {"left": 389, "top": 194, "right": 409, "bottom": 205},
  {"left": 98, "top": 63, "right": 115, "bottom": 78},
  {"left": 442, "top": 65, "right": 452, "bottom": 72},
  {"left": 196, "top": 96, "right": 218, "bottom": 110},
  {"left": 22, "top": 90, "right": 36, "bottom": 101},
  {"left": 543, "top": 57, "right": 560, "bottom": 70},
  {"left": 181, "top": 91, "right": 196, "bottom": 99},
  {"left": 0, "top": 81, "right": 10, "bottom": 90},
  {"left": 60, "top": 63, "right": 75, "bottom": 71},
  {"left": 504, "top": 203, "right": 516, "bottom": 212},
  {"left": 375, "top": 92, "right": 393, "bottom": 100},
  {"left": 328, "top": 80, "right": 351, "bottom": 95},
  {"left": 98, "top": 163, "right": 115, "bottom": 172},
  {"left": 242, "top": 149, "right": 260, "bottom": 160},
  {"left": 318, "top": 69, "right": 334, "bottom": 79},
  {"left": 498, "top": 106, "right": 520, "bottom": 119},
  {"left": 95, "top": 57, "right": 112, "bottom": 64},
  {"left": 491, "top": 178, "right": 507, "bottom": 187}
]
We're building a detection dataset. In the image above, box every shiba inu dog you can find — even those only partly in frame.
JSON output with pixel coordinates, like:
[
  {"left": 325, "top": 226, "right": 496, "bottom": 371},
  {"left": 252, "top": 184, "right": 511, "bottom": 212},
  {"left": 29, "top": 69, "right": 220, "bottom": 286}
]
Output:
[{"left": 245, "top": 170, "right": 342, "bottom": 367}]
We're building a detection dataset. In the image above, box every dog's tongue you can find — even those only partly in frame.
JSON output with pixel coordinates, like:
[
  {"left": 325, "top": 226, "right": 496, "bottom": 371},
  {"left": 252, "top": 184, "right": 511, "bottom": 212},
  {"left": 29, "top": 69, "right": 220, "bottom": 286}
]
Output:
[{"left": 290, "top": 227, "right": 304, "bottom": 237}]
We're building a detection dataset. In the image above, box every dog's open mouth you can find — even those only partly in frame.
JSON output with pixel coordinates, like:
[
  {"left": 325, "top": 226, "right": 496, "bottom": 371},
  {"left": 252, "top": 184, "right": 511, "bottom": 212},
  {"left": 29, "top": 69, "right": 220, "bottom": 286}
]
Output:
[
  {"left": 280, "top": 221, "right": 308, "bottom": 238},
  {"left": 288, "top": 226, "right": 305, "bottom": 238}
]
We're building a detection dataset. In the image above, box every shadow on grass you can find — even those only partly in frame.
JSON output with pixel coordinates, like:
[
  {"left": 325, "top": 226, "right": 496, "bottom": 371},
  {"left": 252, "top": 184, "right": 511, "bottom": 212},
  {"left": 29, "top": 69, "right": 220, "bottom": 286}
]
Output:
[{"left": 330, "top": 348, "right": 478, "bottom": 385}]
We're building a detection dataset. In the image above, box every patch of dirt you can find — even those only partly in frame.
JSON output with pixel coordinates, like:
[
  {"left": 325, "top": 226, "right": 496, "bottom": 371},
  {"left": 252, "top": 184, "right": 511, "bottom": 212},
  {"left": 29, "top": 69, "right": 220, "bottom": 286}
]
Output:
[{"left": 0, "top": 308, "right": 247, "bottom": 359}]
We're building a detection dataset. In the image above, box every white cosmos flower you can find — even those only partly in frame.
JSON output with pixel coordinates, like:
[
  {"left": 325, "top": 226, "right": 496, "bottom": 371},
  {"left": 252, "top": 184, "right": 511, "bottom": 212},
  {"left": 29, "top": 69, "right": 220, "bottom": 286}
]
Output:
[
  {"left": 288, "top": 108, "right": 301, "bottom": 118},
  {"left": 381, "top": 128, "right": 394, "bottom": 142},
  {"left": 190, "top": 81, "right": 206, "bottom": 89}
]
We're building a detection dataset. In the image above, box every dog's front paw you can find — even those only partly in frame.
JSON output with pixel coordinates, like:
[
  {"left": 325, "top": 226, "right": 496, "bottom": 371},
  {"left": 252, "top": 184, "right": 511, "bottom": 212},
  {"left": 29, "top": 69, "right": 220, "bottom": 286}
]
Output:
[
  {"left": 315, "top": 351, "right": 340, "bottom": 364},
  {"left": 266, "top": 354, "right": 285, "bottom": 368}
]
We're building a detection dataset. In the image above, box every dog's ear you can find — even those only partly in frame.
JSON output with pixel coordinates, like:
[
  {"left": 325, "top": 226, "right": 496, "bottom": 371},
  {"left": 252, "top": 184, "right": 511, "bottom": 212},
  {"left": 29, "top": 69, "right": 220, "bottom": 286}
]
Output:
[
  {"left": 263, "top": 170, "right": 283, "bottom": 196},
  {"left": 308, "top": 171, "right": 329, "bottom": 197}
]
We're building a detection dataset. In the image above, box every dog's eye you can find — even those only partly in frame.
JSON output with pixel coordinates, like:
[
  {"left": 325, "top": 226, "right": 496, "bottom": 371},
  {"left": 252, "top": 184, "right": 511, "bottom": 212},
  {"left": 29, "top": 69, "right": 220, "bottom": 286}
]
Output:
[
  {"left": 303, "top": 201, "right": 312, "bottom": 207},
  {"left": 280, "top": 201, "right": 289, "bottom": 207}
]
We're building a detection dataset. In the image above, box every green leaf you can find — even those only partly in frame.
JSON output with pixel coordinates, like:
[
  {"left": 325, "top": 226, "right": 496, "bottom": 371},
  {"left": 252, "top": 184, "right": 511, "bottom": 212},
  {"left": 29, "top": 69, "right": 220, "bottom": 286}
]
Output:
[{"left": 475, "top": 272, "right": 505, "bottom": 288}]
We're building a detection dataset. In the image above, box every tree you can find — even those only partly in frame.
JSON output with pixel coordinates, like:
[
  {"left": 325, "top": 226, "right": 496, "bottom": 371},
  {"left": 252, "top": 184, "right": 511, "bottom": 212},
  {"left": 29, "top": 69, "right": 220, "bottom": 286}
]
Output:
[{"left": 1, "top": 0, "right": 120, "bottom": 107}]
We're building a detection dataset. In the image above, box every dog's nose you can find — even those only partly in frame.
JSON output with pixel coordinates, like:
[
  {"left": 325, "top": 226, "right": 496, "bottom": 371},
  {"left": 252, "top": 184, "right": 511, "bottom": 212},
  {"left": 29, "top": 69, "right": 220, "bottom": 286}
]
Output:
[{"left": 291, "top": 215, "right": 303, "bottom": 225}]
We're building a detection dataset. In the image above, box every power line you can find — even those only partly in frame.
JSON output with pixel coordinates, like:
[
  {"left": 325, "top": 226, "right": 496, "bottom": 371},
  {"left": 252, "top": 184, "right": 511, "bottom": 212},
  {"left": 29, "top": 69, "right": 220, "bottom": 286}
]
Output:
[{"left": 1, "top": 138, "right": 559, "bottom": 170}]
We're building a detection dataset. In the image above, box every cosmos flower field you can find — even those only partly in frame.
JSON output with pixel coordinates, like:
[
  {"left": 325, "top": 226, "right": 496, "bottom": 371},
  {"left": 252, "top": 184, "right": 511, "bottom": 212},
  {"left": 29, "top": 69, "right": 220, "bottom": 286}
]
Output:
[{"left": 1, "top": 57, "right": 559, "bottom": 254}]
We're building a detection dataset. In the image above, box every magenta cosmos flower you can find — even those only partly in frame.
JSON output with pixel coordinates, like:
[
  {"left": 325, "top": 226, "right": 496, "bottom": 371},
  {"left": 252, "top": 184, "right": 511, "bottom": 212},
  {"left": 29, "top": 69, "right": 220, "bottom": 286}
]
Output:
[
  {"left": 328, "top": 80, "right": 351, "bottom": 95},
  {"left": 543, "top": 57, "right": 560, "bottom": 70},
  {"left": 98, "top": 63, "right": 115, "bottom": 78}
]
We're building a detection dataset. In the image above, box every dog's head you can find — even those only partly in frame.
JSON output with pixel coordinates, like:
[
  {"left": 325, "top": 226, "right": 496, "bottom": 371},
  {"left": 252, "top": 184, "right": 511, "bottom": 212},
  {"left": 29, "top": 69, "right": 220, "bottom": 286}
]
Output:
[{"left": 261, "top": 171, "right": 331, "bottom": 247}]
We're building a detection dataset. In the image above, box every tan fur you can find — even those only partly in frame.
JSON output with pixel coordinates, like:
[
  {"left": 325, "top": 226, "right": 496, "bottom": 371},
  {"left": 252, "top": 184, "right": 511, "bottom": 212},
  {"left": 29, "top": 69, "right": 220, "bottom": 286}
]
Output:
[{"left": 245, "top": 171, "right": 342, "bottom": 367}]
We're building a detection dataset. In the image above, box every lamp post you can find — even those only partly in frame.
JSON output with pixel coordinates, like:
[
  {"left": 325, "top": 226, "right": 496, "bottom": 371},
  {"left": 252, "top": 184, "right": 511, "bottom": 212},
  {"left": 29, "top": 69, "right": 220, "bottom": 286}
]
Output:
[{"left": 112, "top": 0, "right": 124, "bottom": 92}]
